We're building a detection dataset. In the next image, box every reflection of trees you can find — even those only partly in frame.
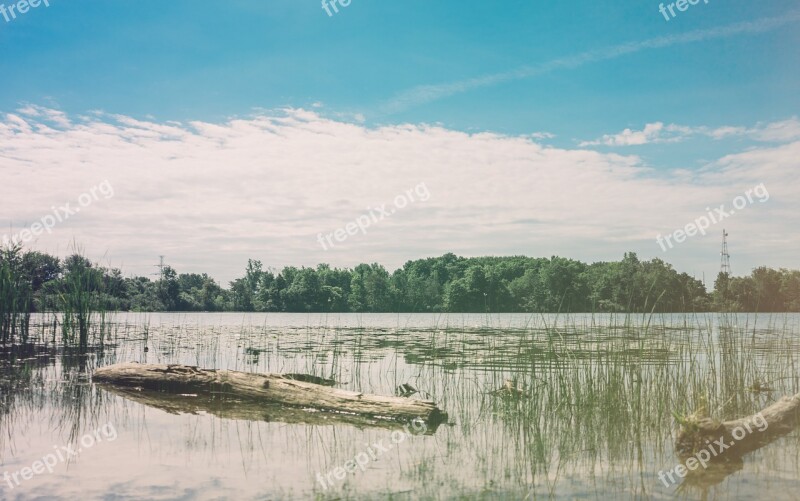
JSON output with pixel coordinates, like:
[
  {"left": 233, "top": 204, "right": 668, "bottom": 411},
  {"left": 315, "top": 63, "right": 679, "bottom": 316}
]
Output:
[
  {"left": 0, "top": 343, "right": 112, "bottom": 458},
  {"left": 55, "top": 348, "right": 110, "bottom": 443},
  {"left": 0, "top": 344, "right": 56, "bottom": 458}
]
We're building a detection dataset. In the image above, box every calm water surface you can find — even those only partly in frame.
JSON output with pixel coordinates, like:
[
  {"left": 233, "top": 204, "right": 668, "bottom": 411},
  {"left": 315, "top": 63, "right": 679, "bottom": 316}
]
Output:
[{"left": 1, "top": 313, "right": 799, "bottom": 500}]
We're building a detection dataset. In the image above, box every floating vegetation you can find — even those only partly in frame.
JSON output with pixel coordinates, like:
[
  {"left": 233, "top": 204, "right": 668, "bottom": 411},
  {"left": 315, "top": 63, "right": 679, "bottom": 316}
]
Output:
[
  {"left": 489, "top": 378, "right": 528, "bottom": 399},
  {"left": 396, "top": 383, "right": 418, "bottom": 397}
]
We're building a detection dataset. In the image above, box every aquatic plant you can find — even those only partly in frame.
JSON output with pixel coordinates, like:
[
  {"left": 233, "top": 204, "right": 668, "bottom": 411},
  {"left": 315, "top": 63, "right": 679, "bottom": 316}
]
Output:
[{"left": 0, "top": 246, "right": 33, "bottom": 344}]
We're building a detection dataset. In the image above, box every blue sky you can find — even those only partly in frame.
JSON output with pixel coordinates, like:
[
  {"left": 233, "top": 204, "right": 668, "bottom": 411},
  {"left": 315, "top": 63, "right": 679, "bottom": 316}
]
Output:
[{"left": 1, "top": 0, "right": 799, "bottom": 284}]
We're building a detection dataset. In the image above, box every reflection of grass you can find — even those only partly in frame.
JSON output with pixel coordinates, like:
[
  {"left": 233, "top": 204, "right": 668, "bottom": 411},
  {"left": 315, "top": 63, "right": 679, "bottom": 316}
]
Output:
[
  {"left": 2, "top": 312, "right": 800, "bottom": 500},
  {"left": 285, "top": 313, "right": 796, "bottom": 499},
  {"left": 379, "top": 313, "right": 800, "bottom": 499}
]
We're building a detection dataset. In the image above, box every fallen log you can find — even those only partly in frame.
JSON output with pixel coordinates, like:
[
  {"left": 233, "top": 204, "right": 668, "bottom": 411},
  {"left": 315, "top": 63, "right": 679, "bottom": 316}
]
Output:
[
  {"left": 669, "top": 393, "right": 800, "bottom": 489},
  {"left": 675, "top": 393, "right": 800, "bottom": 456},
  {"left": 93, "top": 363, "right": 446, "bottom": 425}
]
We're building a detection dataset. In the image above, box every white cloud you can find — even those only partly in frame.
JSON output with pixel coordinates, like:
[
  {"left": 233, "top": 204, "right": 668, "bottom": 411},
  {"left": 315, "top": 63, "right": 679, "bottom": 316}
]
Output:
[
  {"left": 749, "top": 118, "right": 800, "bottom": 142},
  {"left": 0, "top": 108, "right": 798, "bottom": 283},
  {"left": 581, "top": 122, "right": 681, "bottom": 146},
  {"left": 707, "top": 125, "right": 747, "bottom": 140},
  {"left": 580, "top": 117, "right": 800, "bottom": 147},
  {"left": 17, "top": 104, "right": 72, "bottom": 129}
]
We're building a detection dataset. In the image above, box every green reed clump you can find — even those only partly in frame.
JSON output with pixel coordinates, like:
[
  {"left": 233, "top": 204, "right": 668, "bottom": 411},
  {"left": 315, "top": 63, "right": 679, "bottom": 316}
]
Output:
[
  {"left": 0, "top": 246, "right": 33, "bottom": 344},
  {"left": 60, "top": 255, "right": 104, "bottom": 350}
]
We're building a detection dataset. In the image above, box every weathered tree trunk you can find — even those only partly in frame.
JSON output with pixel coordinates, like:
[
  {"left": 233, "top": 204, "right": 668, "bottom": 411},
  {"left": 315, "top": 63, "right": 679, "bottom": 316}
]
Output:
[
  {"left": 671, "top": 394, "right": 800, "bottom": 490},
  {"left": 676, "top": 393, "right": 800, "bottom": 457},
  {"left": 93, "top": 363, "right": 446, "bottom": 424}
]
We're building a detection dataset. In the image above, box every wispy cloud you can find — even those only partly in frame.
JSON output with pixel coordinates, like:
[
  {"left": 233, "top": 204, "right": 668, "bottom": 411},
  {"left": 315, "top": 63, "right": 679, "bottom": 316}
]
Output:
[
  {"left": 748, "top": 118, "right": 800, "bottom": 142},
  {"left": 16, "top": 104, "right": 72, "bottom": 129},
  {"left": 380, "top": 12, "right": 800, "bottom": 114},
  {"left": 579, "top": 122, "right": 689, "bottom": 147},
  {"left": 579, "top": 117, "right": 800, "bottom": 146}
]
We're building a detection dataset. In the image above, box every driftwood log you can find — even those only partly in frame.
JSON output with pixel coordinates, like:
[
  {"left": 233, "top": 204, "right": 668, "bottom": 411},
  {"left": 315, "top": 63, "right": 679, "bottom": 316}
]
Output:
[
  {"left": 93, "top": 363, "right": 446, "bottom": 425},
  {"left": 675, "top": 393, "right": 800, "bottom": 456},
  {"left": 671, "top": 393, "right": 800, "bottom": 490}
]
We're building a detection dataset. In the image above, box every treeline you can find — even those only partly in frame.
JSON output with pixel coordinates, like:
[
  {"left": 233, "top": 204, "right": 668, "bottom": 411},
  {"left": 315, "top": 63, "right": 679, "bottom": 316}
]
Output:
[{"left": 3, "top": 247, "right": 800, "bottom": 314}]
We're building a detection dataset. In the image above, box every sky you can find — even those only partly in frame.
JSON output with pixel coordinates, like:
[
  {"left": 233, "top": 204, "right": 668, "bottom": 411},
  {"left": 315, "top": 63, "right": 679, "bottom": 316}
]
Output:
[{"left": 0, "top": 0, "right": 798, "bottom": 285}]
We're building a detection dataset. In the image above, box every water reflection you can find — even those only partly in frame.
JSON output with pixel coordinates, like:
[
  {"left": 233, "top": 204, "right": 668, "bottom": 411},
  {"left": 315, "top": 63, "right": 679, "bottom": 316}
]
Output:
[{"left": 0, "top": 313, "right": 798, "bottom": 499}]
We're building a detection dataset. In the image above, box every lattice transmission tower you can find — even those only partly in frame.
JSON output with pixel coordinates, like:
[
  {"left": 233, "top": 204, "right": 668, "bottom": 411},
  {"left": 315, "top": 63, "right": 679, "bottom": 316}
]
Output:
[
  {"left": 720, "top": 230, "right": 731, "bottom": 276},
  {"left": 153, "top": 255, "right": 165, "bottom": 279}
]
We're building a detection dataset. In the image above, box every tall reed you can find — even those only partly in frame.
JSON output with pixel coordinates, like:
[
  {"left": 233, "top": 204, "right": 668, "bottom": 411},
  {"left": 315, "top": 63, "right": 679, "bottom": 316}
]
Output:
[
  {"left": 0, "top": 246, "right": 32, "bottom": 344},
  {"left": 60, "top": 257, "right": 103, "bottom": 351}
]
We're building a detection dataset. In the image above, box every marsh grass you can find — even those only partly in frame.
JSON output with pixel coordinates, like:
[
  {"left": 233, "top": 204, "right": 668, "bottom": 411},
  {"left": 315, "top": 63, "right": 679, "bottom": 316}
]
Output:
[
  {"left": 0, "top": 246, "right": 32, "bottom": 344},
  {"left": 60, "top": 258, "right": 105, "bottom": 351},
  {"left": 0, "top": 245, "right": 113, "bottom": 352},
  {"left": 1, "top": 312, "right": 799, "bottom": 499}
]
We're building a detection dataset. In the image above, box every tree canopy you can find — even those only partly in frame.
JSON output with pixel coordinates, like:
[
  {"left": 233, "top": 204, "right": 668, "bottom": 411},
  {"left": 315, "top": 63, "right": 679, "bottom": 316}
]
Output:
[{"left": 3, "top": 248, "right": 800, "bottom": 314}]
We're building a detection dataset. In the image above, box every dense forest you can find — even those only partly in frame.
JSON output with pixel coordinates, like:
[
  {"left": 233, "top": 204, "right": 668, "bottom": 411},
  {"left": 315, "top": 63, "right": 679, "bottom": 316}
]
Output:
[{"left": 1, "top": 247, "right": 799, "bottom": 315}]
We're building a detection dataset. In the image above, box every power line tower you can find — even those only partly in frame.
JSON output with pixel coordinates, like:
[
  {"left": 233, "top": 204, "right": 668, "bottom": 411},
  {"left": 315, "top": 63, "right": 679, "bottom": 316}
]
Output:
[
  {"left": 153, "top": 255, "right": 166, "bottom": 299},
  {"left": 720, "top": 230, "right": 731, "bottom": 276},
  {"left": 153, "top": 256, "right": 167, "bottom": 304},
  {"left": 154, "top": 255, "right": 165, "bottom": 281}
]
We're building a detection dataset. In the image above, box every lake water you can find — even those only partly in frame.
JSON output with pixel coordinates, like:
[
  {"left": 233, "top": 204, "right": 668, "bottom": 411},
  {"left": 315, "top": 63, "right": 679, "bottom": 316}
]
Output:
[{"left": 1, "top": 313, "right": 799, "bottom": 500}]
